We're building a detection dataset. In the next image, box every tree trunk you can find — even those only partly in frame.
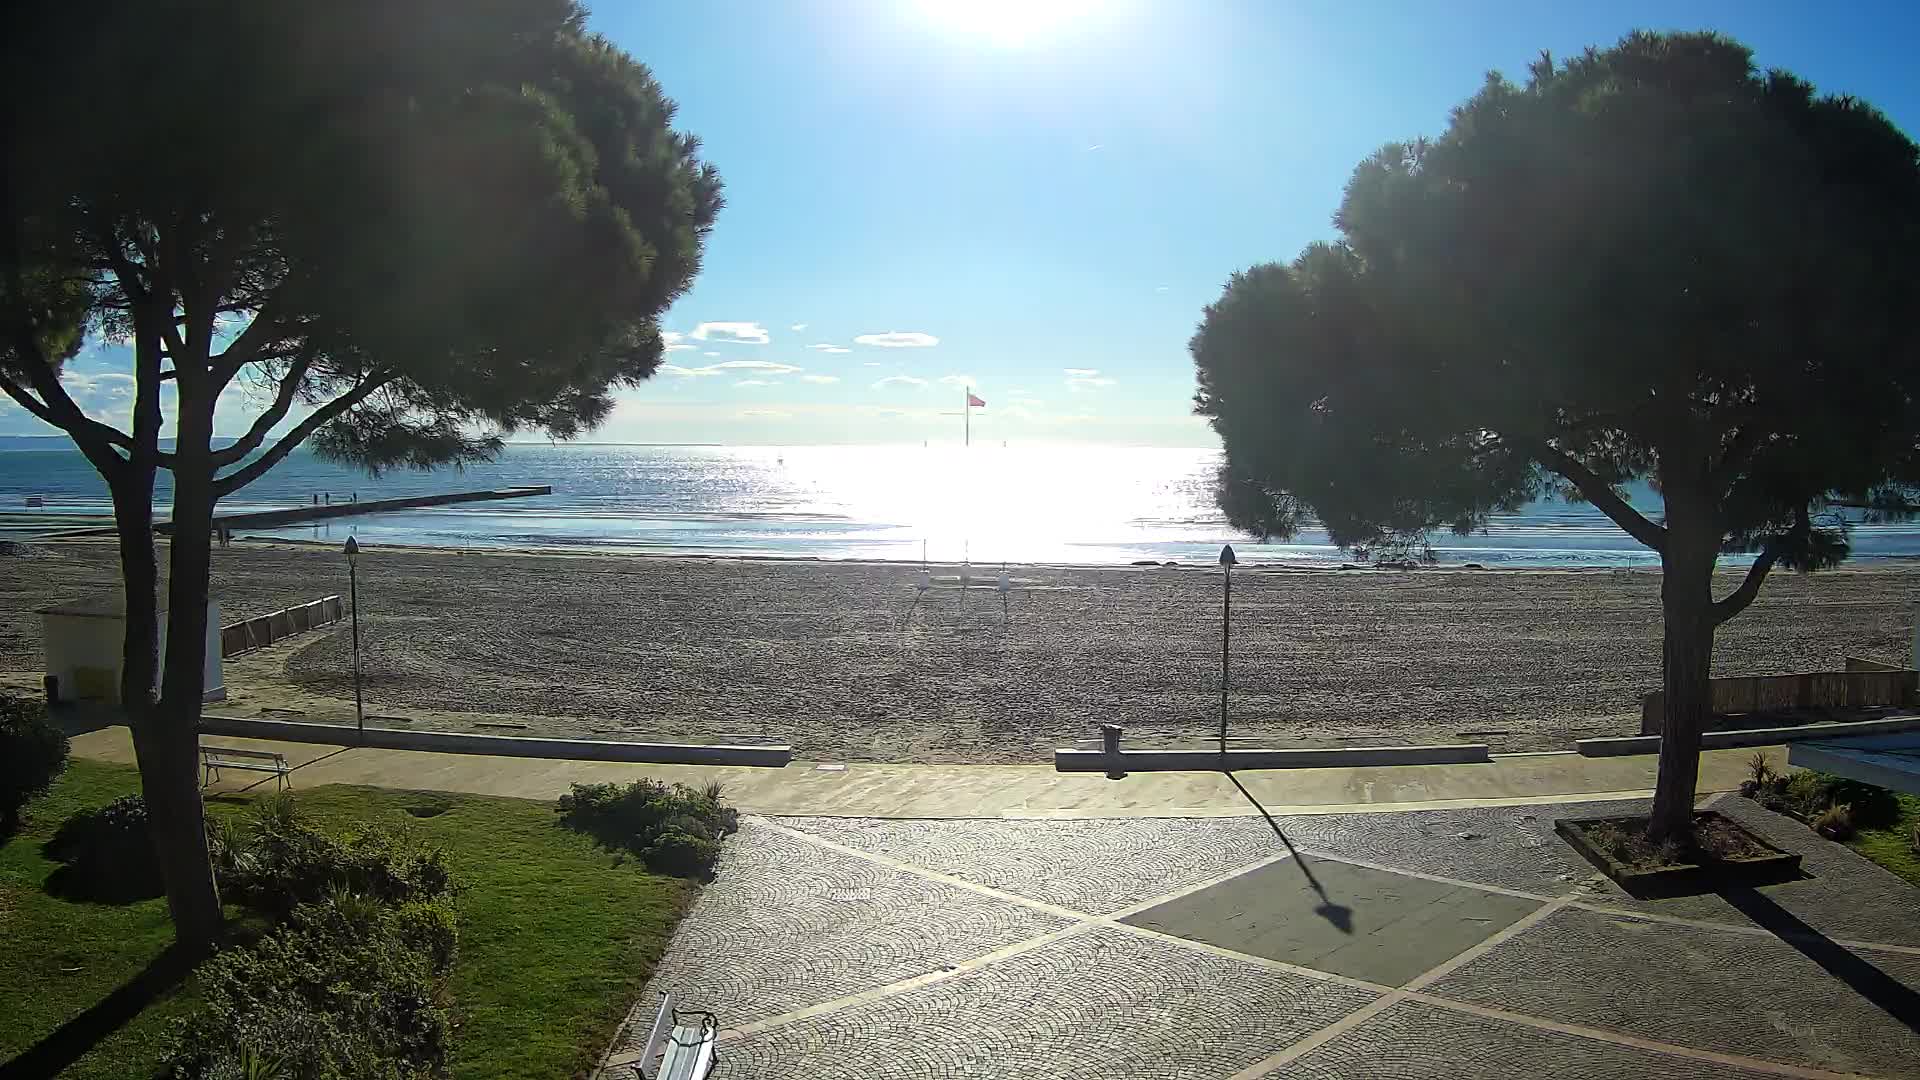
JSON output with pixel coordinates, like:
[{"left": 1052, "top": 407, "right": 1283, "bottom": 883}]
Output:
[
  {"left": 1648, "top": 515, "right": 1719, "bottom": 843},
  {"left": 148, "top": 396, "right": 225, "bottom": 954}
]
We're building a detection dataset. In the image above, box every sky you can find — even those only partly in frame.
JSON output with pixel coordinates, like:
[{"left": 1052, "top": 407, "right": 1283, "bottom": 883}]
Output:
[{"left": 12, "top": 0, "right": 1920, "bottom": 447}]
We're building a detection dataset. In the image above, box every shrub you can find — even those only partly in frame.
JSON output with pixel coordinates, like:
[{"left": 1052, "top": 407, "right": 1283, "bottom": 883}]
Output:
[
  {"left": 1813, "top": 803, "right": 1855, "bottom": 841},
  {"left": 1745, "top": 751, "right": 1776, "bottom": 787},
  {"left": 556, "top": 779, "right": 738, "bottom": 877},
  {"left": 222, "top": 794, "right": 452, "bottom": 916},
  {"left": 43, "top": 795, "right": 162, "bottom": 900},
  {"left": 0, "top": 693, "right": 69, "bottom": 830},
  {"left": 163, "top": 893, "right": 453, "bottom": 1079}
]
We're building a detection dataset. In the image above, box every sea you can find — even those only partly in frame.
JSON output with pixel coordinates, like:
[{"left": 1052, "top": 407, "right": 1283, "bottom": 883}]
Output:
[{"left": 4, "top": 441, "right": 1920, "bottom": 568}]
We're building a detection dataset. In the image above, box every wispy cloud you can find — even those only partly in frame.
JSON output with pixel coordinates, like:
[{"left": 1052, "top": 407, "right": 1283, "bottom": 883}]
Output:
[
  {"left": 738, "top": 408, "right": 791, "bottom": 418},
  {"left": 1063, "top": 368, "right": 1100, "bottom": 377},
  {"left": 711, "top": 360, "right": 800, "bottom": 373},
  {"left": 1067, "top": 377, "right": 1115, "bottom": 391},
  {"left": 703, "top": 351, "right": 722, "bottom": 357},
  {"left": 733, "top": 379, "right": 778, "bottom": 388},
  {"left": 808, "top": 344, "right": 851, "bottom": 354},
  {"left": 862, "top": 362, "right": 884, "bottom": 368},
  {"left": 658, "top": 360, "right": 801, "bottom": 379},
  {"left": 789, "top": 323, "right": 807, "bottom": 332},
  {"left": 799, "top": 374, "right": 841, "bottom": 385},
  {"left": 854, "top": 331, "right": 939, "bottom": 348},
  {"left": 936, "top": 374, "right": 979, "bottom": 388},
  {"left": 873, "top": 375, "right": 928, "bottom": 390},
  {"left": 690, "top": 321, "right": 771, "bottom": 345},
  {"left": 662, "top": 331, "right": 695, "bottom": 353}
]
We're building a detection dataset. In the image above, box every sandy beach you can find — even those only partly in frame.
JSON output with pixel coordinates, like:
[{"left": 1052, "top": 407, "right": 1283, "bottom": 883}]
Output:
[{"left": 4, "top": 540, "right": 1916, "bottom": 763}]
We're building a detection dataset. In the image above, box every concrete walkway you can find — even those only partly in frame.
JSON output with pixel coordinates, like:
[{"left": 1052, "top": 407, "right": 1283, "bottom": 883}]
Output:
[
  {"left": 616, "top": 795, "right": 1920, "bottom": 1078},
  {"left": 73, "top": 726, "right": 1763, "bottom": 818}
]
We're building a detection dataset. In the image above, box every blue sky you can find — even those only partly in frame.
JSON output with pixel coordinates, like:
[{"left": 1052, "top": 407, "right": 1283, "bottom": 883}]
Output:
[{"left": 11, "top": 1, "right": 1919, "bottom": 446}]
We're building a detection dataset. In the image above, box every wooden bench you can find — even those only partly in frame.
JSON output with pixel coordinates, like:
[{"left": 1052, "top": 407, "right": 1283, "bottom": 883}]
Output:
[
  {"left": 200, "top": 745, "right": 292, "bottom": 791},
  {"left": 602, "top": 993, "right": 715, "bottom": 1079}
]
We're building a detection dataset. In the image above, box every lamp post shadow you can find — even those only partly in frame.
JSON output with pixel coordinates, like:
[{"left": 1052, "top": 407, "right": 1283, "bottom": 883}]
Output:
[{"left": 1226, "top": 770, "right": 1352, "bottom": 934}]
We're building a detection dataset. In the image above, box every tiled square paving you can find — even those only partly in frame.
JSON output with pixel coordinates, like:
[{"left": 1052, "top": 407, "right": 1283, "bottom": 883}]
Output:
[
  {"left": 723, "top": 925, "right": 1380, "bottom": 1080},
  {"left": 1121, "top": 855, "right": 1543, "bottom": 986},
  {"left": 1426, "top": 905, "right": 1920, "bottom": 1076},
  {"left": 634, "top": 821, "right": 1070, "bottom": 1029},
  {"left": 773, "top": 816, "right": 1289, "bottom": 915},
  {"left": 1264, "top": 800, "right": 1631, "bottom": 895},
  {"left": 1581, "top": 795, "right": 1920, "bottom": 947},
  {"left": 1278, "top": 999, "right": 1790, "bottom": 1079}
]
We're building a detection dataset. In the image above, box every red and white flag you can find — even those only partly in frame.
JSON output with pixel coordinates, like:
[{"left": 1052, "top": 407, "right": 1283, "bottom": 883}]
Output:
[{"left": 967, "top": 392, "right": 986, "bottom": 408}]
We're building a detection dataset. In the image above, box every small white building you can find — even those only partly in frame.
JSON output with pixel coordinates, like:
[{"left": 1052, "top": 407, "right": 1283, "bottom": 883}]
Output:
[{"left": 38, "top": 590, "right": 223, "bottom": 705}]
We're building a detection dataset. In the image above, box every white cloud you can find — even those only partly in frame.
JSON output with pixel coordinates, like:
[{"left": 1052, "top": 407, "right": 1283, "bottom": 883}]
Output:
[
  {"left": 1067, "top": 376, "right": 1116, "bottom": 391},
  {"left": 808, "top": 344, "right": 851, "bottom": 354},
  {"left": 662, "top": 331, "right": 695, "bottom": 353},
  {"left": 853, "top": 331, "right": 939, "bottom": 348},
  {"left": 1063, "top": 368, "right": 1100, "bottom": 377},
  {"left": 57, "top": 371, "right": 137, "bottom": 423},
  {"left": 733, "top": 379, "right": 779, "bottom": 388},
  {"left": 799, "top": 374, "right": 841, "bottom": 385},
  {"left": 873, "top": 375, "right": 927, "bottom": 390},
  {"left": 690, "top": 321, "right": 771, "bottom": 345},
  {"left": 1154, "top": 285, "right": 1170, "bottom": 293},
  {"left": 862, "top": 362, "right": 884, "bottom": 368},
  {"left": 789, "top": 323, "right": 807, "bottom": 332},
  {"left": 657, "top": 364, "right": 726, "bottom": 378},
  {"left": 711, "top": 360, "right": 801, "bottom": 373},
  {"left": 937, "top": 374, "right": 979, "bottom": 388},
  {"left": 739, "top": 409, "right": 792, "bottom": 418}
]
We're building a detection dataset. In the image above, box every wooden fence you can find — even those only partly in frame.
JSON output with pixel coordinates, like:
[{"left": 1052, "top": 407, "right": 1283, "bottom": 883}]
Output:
[
  {"left": 219, "top": 596, "right": 344, "bottom": 658},
  {"left": 1639, "top": 663, "right": 1918, "bottom": 733}
]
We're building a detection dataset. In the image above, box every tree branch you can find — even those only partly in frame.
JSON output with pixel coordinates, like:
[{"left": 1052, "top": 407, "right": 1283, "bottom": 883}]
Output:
[
  {"left": 211, "top": 371, "right": 396, "bottom": 498},
  {"left": 208, "top": 298, "right": 287, "bottom": 388},
  {"left": 1524, "top": 440, "right": 1669, "bottom": 552},
  {"left": 1713, "top": 543, "right": 1779, "bottom": 626},
  {"left": 209, "top": 348, "right": 316, "bottom": 467}
]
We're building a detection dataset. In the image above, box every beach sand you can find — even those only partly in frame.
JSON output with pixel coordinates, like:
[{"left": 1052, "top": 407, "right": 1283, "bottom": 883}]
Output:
[{"left": 4, "top": 540, "right": 1915, "bottom": 763}]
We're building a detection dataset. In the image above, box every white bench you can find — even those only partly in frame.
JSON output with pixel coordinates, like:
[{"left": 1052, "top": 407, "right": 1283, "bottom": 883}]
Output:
[
  {"left": 200, "top": 745, "right": 292, "bottom": 791},
  {"left": 603, "top": 993, "right": 715, "bottom": 1079}
]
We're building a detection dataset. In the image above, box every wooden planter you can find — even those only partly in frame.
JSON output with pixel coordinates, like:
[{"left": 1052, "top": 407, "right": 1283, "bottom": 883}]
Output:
[{"left": 1556, "top": 811, "right": 1802, "bottom": 895}]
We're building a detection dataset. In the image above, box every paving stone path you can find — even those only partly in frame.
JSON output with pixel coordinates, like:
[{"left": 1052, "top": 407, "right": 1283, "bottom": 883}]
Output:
[{"left": 610, "top": 796, "right": 1920, "bottom": 1079}]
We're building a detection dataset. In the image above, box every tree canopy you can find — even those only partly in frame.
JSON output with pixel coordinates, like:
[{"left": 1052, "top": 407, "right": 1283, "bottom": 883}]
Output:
[
  {"left": 2, "top": 0, "right": 722, "bottom": 482},
  {"left": 1194, "top": 31, "right": 1920, "bottom": 576}
]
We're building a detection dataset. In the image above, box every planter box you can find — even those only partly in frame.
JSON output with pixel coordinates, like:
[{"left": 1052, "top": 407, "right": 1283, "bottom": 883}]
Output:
[{"left": 1555, "top": 811, "right": 1802, "bottom": 895}]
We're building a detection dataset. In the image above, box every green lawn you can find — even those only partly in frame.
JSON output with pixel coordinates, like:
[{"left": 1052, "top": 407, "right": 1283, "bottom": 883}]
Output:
[
  {"left": 1, "top": 759, "right": 694, "bottom": 1079},
  {"left": 1847, "top": 791, "right": 1920, "bottom": 888}
]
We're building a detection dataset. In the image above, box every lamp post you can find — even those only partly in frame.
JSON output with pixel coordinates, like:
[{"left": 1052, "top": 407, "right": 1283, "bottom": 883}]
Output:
[
  {"left": 344, "top": 536, "right": 364, "bottom": 738},
  {"left": 1219, "top": 543, "right": 1236, "bottom": 763}
]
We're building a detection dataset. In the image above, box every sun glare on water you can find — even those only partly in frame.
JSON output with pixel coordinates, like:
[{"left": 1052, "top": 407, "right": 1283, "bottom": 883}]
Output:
[{"left": 917, "top": 0, "right": 1104, "bottom": 46}]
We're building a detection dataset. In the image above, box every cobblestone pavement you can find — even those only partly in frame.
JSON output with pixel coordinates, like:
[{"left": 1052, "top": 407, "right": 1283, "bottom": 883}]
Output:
[{"left": 616, "top": 797, "right": 1920, "bottom": 1079}]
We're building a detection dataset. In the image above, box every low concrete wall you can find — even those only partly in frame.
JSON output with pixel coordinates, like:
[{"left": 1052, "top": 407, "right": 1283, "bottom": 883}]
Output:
[
  {"left": 1055, "top": 743, "right": 1491, "bottom": 772},
  {"left": 1580, "top": 713, "right": 1920, "bottom": 757},
  {"left": 197, "top": 714, "right": 792, "bottom": 767},
  {"left": 219, "top": 596, "right": 343, "bottom": 658},
  {"left": 1639, "top": 668, "right": 1918, "bottom": 734}
]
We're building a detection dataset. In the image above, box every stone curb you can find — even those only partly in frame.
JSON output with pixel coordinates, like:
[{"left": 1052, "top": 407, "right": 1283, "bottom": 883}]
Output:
[
  {"left": 1053, "top": 744, "right": 1492, "bottom": 772},
  {"left": 197, "top": 714, "right": 792, "bottom": 767},
  {"left": 1575, "top": 713, "right": 1920, "bottom": 757}
]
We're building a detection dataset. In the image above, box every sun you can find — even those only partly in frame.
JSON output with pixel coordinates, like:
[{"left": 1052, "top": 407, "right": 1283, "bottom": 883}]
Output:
[{"left": 917, "top": 0, "right": 1102, "bottom": 47}]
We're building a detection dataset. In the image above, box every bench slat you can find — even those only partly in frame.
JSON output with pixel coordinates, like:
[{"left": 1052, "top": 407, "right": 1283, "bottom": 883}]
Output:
[
  {"left": 658, "top": 1026, "right": 713, "bottom": 1080},
  {"left": 201, "top": 745, "right": 287, "bottom": 763}
]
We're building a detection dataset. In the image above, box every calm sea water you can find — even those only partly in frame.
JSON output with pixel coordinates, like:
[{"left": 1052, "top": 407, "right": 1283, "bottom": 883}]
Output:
[{"left": 4, "top": 442, "right": 1919, "bottom": 567}]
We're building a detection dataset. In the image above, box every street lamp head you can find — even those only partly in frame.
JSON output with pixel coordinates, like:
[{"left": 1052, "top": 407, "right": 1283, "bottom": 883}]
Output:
[
  {"left": 343, "top": 536, "right": 359, "bottom": 560},
  {"left": 1218, "top": 543, "right": 1236, "bottom": 568}
]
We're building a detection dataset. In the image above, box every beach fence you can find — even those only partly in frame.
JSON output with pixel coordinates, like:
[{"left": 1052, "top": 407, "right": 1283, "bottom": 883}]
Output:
[
  {"left": 219, "top": 596, "right": 344, "bottom": 659},
  {"left": 1638, "top": 660, "right": 1918, "bottom": 734}
]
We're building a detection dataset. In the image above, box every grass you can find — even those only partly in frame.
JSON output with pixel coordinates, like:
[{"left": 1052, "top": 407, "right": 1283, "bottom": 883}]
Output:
[
  {"left": 1, "top": 759, "right": 695, "bottom": 1079},
  {"left": 1846, "top": 791, "right": 1920, "bottom": 888}
]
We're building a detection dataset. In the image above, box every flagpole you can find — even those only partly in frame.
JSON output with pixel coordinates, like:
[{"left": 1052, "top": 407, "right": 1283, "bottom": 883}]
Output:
[{"left": 964, "top": 387, "right": 971, "bottom": 447}]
